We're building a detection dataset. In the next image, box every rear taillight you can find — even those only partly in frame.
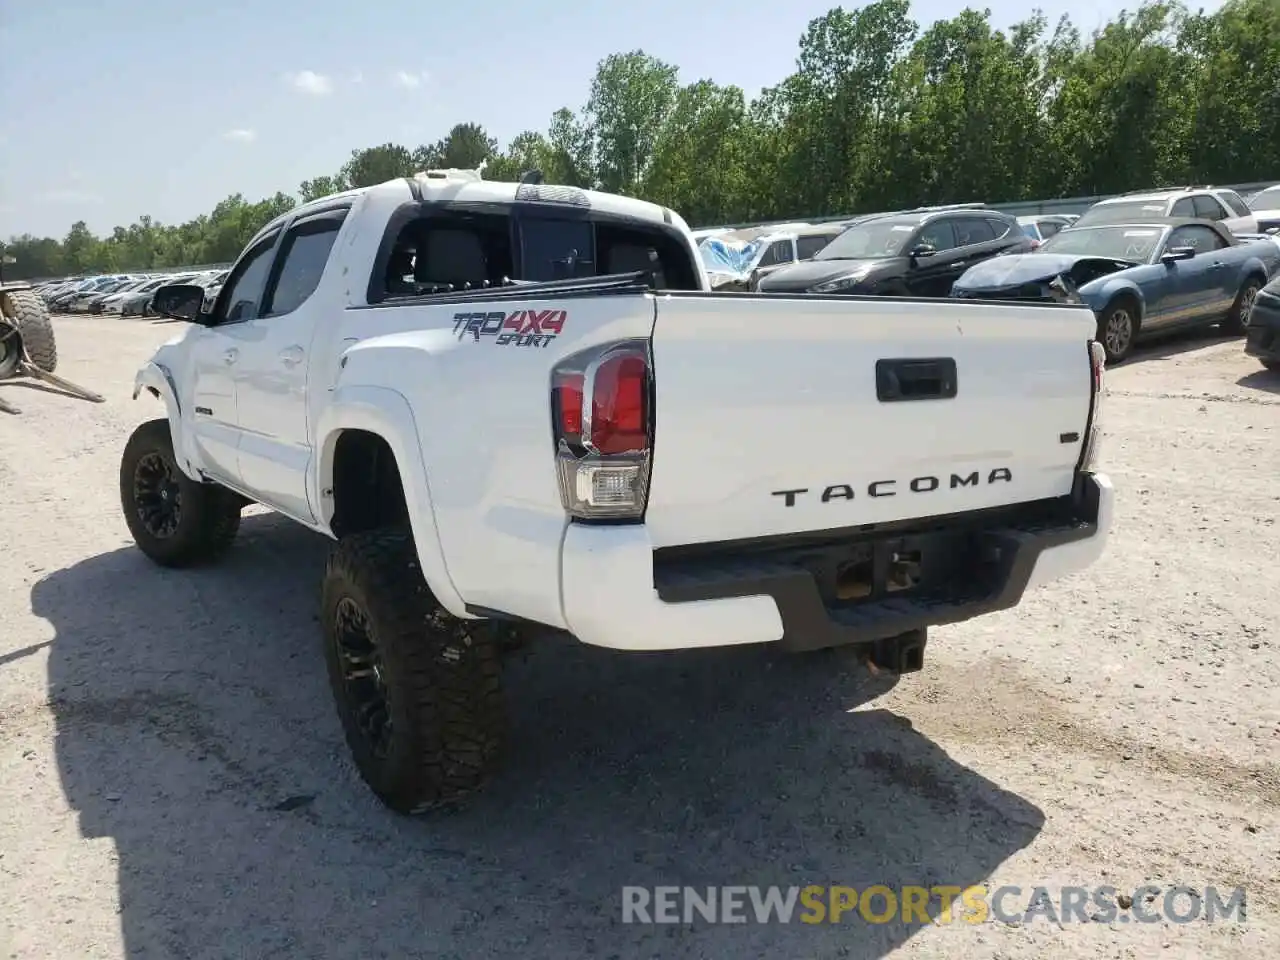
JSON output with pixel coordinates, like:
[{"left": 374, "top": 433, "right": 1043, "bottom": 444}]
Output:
[
  {"left": 1080, "top": 340, "right": 1106, "bottom": 472},
  {"left": 551, "top": 340, "right": 653, "bottom": 520}
]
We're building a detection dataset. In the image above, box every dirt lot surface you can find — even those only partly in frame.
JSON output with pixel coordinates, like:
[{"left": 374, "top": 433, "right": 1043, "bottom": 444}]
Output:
[{"left": 1, "top": 314, "right": 1277, "bottom": 959}]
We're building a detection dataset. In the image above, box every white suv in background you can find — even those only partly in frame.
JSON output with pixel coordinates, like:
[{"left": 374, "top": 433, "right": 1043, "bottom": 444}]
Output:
[{"left": 1080, "top": 186, "right": 1258, "bottom": 234}]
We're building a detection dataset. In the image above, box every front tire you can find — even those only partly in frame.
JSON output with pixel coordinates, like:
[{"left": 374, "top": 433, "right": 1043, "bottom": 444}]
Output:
[
  {"left": 1097, "top": 299, "right": 1139, "bottom": 364},
  {"left": 1221, "top": 277, "right": 1262, "bottom": 336},
  {"left": 321, "top": 529, "right": 505, "bottom": 814},
  {"left": 119, "top": 418, "right": 242, "bottom": 567}
]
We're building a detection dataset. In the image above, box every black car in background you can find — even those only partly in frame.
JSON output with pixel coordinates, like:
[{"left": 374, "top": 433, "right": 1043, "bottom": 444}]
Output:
[
  {"left": 1244, "top": 272, "right": 1280, "bottom": 372},
  {"left": 756, "top": 208, "right": 1032, "bottom": 297}
]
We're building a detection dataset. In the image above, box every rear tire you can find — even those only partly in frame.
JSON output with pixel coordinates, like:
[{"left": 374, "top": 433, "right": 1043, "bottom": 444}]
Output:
[
  {"left": 1221, "top": 277, "right": 1262, "bottom": 336},
  {"left": 321, "top": 529, "right": 505, "bottom": 814},
  {"left": 1262, "top": 359, "right": 1280, "bottom": 372},
  {"left": 119, "top": 418, "right": 242, "bottom": 567},
  {"left": 3, "top": 289, "right": 58, "bottom": 372}
]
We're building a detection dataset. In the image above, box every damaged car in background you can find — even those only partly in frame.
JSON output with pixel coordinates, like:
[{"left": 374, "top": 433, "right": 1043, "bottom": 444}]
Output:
[
  {"left": 697, "top": 223, "right": 810, "bottom": 291},
  {"left": 951, "top": 217, "right": 1280, "bottom": 363}
]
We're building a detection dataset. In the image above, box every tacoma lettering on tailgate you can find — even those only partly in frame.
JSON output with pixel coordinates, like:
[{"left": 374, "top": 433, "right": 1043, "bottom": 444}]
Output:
[{"left": 771, "top": 468, "right": 1013, "bottom": 507}]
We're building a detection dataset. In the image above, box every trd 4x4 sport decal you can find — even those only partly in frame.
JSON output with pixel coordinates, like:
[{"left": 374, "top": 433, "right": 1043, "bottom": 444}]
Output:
[{"left": 452, "top": 309, "right": 566, "bottom": 348}]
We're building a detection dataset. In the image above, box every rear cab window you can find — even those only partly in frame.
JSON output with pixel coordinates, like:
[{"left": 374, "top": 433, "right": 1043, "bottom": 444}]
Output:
[{"left": 369, "top": 202, "right": 701, "bottom": 302}]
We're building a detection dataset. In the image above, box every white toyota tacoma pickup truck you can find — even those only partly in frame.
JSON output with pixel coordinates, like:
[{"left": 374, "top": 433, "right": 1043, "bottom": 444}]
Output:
[{"left": 123, "top": 169, "right": 1114, "bottom": 814}]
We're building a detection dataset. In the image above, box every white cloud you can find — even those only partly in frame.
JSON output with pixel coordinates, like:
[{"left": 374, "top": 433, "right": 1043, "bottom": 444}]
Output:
[
  {"left": 287, "top": 70, "right": 333, "bottom": 95},
  {"left": 392, "top": 69, "right": 430, "bottom": 89},
  {"left": 350, "top": 70, "right": 364, "bottom": 84},
  {"left": 223, "top": 128, "right": 256, "bottom": 143}
]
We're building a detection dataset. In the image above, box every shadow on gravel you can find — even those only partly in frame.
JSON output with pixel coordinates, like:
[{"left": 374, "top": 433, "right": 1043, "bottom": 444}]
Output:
[
  {"left": 1237, "top": 368, "right": 1280, "bottom": 394},
  {"left": 1127, "top": 327, "right": 1238, "bottom": 363},
  {"left": 34, "top": 514, "right": 1043, "bottom": 960}
]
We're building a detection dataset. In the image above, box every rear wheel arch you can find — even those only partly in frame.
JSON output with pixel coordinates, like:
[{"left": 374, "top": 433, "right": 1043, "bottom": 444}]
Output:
[
  {"left": 327, "top": 429, "right": 410, "bottom": 539},
  {"left": 316, "top": 392, "right": 469, "bottom": 618}
]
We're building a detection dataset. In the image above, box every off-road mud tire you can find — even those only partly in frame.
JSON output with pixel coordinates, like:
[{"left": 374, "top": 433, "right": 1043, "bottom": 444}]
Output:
[
  {"left": 321, "top": 528, "right": 505, "bottom": 814},
  {"left": 119, "top": 418, "right": 242, "bottom": 566}
]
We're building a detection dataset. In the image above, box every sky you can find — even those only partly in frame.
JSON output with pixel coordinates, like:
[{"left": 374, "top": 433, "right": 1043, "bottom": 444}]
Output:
[{"left": 1, "top": 0, "right": 1228, "bottom": 240}]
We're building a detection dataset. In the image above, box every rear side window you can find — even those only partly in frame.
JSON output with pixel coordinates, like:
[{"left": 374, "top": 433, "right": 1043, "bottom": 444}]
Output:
[
  {"left": 262, "top": 211, "right": 348, "bottom": 317},
  {"left": 1193, "top": 195, "right": 1228, "bottom": 220},
  {"left": 953, "top": 217, "right": 997, "bottom": 246},
  {"left": 758, "top": 240, "right": 794, "bottom": 266},
  {"left": 1170, "top": 197, "right": 1196, "bottom": 217},
  {"left": 1038, "top": 220, "right": 1063, "bottom": 238},
  {"left": 984, "top": 217, "right": 1012, "bottom": 239},
  {"left": 1218, "top": 190, "right": 1251, "bottom": 218}
]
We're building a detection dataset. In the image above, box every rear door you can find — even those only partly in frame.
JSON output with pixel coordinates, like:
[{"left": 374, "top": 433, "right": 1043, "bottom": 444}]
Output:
[
  {"left": 643, "top": 294, "right": 1096, "bottom": 547},
  {"left": 1168, "top": 224, "right": 1233, "bottom": 318},
  {"left": 232, "top": 206, "right": 350, "bottom": 521}
]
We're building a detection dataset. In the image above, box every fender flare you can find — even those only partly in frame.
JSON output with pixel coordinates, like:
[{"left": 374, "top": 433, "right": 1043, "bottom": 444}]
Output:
[
  {"left": 132, "top": 362, "right": 201, "bottom": 480},
  {"left": 314, "top": 384, "right": 471, "bottom": 619},
  {"left": 1091, "top": 281, "right": 1146, "bottom": 322},
  {"left": 1238, "top": 257, "right": 1270, "bottom": 288}
]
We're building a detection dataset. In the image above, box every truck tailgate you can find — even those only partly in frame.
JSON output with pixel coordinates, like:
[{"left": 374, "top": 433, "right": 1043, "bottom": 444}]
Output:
[{"left": 644, "top": 293, "right": 1097, "bottom": 548}]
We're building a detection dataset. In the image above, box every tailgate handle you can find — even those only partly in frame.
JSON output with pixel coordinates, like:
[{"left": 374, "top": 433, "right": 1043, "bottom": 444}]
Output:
[{"left": 876, "top": 358, "right": 958, "bottom": 402}]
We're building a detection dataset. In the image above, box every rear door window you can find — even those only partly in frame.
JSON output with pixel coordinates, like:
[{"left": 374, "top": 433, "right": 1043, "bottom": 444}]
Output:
[
  {"left": 1038, "top": 220, "right": 1063, "bottom": 238},
  {"left": 952, "top": 217, "right": 998, "bottom": 247},
  {"left": 1218, "top": 190, "right": 1251, "bottom": 218},
  {"left": 261, "top": 209, "right": 348, "bottom": 317},
  {"left": 1170, "top": 197, "right": 1196, "bottom": 217},
  {"left": 1193, "top": 195, "right": 1228, "bottom": 220}
]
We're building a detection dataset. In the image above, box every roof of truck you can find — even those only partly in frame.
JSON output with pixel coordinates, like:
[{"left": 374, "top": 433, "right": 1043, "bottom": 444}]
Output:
[{"left": 254, "top": 171, "right": 686, "bottom": 250}]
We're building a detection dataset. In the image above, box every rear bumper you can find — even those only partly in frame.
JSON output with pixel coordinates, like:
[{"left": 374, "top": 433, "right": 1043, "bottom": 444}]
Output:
[
  {"left": 1244, "top": 292, "right": 1280, "bottom": 361},
  {"left": 560, "top": 472, "right": 1114, "bottom": 651}
]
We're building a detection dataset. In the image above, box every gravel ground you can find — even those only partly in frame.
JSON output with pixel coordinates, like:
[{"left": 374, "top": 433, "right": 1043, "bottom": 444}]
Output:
[{"left": 1, "top": 314, "right": 1277, "bottom": 960}]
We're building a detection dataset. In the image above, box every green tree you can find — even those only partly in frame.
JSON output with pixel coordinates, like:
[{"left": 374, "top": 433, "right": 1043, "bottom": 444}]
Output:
[{"left": 584, "top": 51, "right": 679, "bottom": 194}]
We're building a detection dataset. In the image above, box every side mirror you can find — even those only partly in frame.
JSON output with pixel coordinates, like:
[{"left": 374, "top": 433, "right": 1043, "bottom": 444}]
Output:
[
  {"left": 1160, "top": 246, "right": 1196, "bottom": 264},
  {"left": 909, "top": 243, "right": 936, "bottom": 260},
  {"left": 152, "top": 284, "right": 212, "bottom": 324}
]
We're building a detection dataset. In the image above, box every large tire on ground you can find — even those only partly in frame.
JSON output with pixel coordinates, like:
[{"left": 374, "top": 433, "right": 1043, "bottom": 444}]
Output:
[
  {"left": 119, "top": 418, "right": 242, "bottom": 567},
  {"left": 1096, "top": 297, "right": 1140, "bottom": 364},
  {"left": 2, "top": 288, "right": 57, "bottom": 372},
  {"left": 321, "top": 529, "right": 505, "bottom": 814},
  {"left": 1221, "top": 276, "right": 1263, "bottom": 336}
]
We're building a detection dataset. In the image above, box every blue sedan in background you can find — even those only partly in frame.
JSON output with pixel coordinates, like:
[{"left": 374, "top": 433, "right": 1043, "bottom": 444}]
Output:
[{"left": 951, "top": 217, "right": 1280, "bottom": 363}]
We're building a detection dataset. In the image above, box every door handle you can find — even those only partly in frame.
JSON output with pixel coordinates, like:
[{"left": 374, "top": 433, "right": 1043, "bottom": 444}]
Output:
[
  {"left": 223, "top": 348, "right": 238, "bottom": 365},
  {"left": 278, "top": 345, "right": 305, "bottom": 367}
]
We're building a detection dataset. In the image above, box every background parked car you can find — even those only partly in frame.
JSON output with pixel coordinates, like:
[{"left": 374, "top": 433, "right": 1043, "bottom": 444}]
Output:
[
  {"left": 748, "top": 221, "right": 858, "bottom": 290},
  {"left": 757, "top": 207, "right": 1031, "bottom": 297},
  {"left": 951, "top": 217, "right": 1280, "bottom": 363},
  {"left": 1074, "top": 186, "right": 1257, "bottom": 234},
  {"left": 1245, "top": 183, "right": 1280, "bottom": 234},
  {"left": 1243, "top": 271, "right": 1280, "bottom": 372}
]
